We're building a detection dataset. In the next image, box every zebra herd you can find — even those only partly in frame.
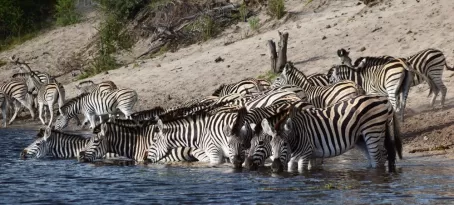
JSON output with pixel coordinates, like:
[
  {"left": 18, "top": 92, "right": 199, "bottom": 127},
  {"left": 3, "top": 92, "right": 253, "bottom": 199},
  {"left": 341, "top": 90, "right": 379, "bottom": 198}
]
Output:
[{"left": 14, "top": 47, "right": 453, "bottom": 173}]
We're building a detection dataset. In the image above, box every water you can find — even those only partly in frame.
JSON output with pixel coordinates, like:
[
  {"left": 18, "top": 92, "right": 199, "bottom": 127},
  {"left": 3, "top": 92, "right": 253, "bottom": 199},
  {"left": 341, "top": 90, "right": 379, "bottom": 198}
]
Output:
[{"left": 1, "top": 128, "right": 454, "bottom": 205}]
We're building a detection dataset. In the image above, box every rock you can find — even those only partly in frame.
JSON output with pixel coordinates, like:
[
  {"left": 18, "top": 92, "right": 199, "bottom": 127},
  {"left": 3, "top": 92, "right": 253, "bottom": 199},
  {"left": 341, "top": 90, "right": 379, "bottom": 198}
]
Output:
[
  {"left": 227, "top": 65, "right": 230, "bottom": 68},
  {"left": 359, "top": 47, "right": 366, "bottom": 52},
  {"left": 322, "top": 36, "right": 327, "bottom": 40},
  {"left": 326, "top": 25, "right": 331, "bottom": 29},
  {"left": 407, "top": 30, "right": 413, "bottom": 34},
  {"left": 215, "top": 56, "right": 224, "bottom": 63},
  {"left": 105, "top": 71, "right": 109, "bottom": 74},
  {"left": 156, "top": 64, "right": 161, "bottom": 67}
]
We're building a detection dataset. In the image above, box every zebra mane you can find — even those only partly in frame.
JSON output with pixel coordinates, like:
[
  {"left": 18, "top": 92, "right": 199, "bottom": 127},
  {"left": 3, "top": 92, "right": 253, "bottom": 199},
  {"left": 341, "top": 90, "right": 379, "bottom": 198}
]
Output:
[
  {"left": 12, "top": 72, "right": 31, "bottom": 78},
  {"left": 78, "top": 80, "right": 95, "bottom": 87},
  {"left": 231, "top": 107, "right": 247, "bottom": 135},
  {"left": 212, "top": 84, "right": 226, "bottom": 96},
  {"left": 254, "top": 120, "right": 263, "bottom": 135},
  {"left": 132, "top": 106, "right": 165, "bottom": 116},
  {"left": 93, "top": 122, "right": 143, "bottom": 134},
  {"left": 285, "top": 61, "right": 308, "bottom": 80},
  {"left": 353, "top": 56, "right": 394, "bottom": 68}
]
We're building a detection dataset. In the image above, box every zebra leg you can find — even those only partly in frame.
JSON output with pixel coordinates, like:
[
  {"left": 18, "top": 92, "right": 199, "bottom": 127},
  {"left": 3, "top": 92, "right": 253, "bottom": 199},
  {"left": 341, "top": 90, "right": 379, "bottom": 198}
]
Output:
[
  {"left": 38, "top": 103, "right": 46, "bottom": 125},
  {"left": 298, "top": 158, "right": 311, "bottom": 172},
  {"left": 428, "top": 74, "right": 444, "bottom": 108},
  {"left": 47, "top": 104, "right": 54, "bottom": 127},
  {"left": 1, "top": 100, "right": 7, "bottom": 127},
  {"left": 88, "top": 114, "right": 97, "bottom": 129},
  {"left": 363, "top": 133, "right": 386, "bottom": 169},
  {"left": 8, "top": 100, "right": 22, "bottom": 125},
  {"left": 191, "top": 148, "right": 210, "bottom": 162},
  {"left": 355, "top": 137, "right": 373, "bottom": 168},
  {"left": 287, "top": 158, "right": 297, "bottom": 172}
]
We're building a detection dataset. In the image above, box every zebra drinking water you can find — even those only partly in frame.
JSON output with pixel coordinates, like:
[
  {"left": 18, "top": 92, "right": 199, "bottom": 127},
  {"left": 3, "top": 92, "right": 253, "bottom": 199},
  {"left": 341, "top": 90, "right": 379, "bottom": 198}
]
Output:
[{"left": 267, "top": 95, "right": 403, "bottom": 173}]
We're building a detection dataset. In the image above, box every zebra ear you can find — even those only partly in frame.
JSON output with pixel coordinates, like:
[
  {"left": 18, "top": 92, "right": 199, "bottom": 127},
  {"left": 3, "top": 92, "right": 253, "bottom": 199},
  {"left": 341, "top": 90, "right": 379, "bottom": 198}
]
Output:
[
  {"left": 261, "top": 119, "right": 275, "bottom": 136},
  {"left": 283, "top": 118, "right": 293, "bottom": 132},
  {"left": 157, "top": 119, "right": 164, "bottom": 132}
]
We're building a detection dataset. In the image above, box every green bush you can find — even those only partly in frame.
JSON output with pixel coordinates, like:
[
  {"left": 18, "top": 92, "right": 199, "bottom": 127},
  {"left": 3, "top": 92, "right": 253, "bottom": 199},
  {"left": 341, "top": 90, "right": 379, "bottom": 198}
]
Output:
[
  {"left": 239, "top": 3, "right": 248, "bottom": 22},
  {"left": 188, "top": 15, "right": 217, "bottom": 41},
  {"left": 96, "top": 0, "right": 143, "bottom": 19},
  {"left": 248, "top": 17, "right": 260, "bottom": 31},
  {"left": 268, "top": 0, "right": 286, "bottom": 19},
  {"left": 258, "top": 70, "right": 279, "bottom": 82},
  {"left": 55, "top": 0, "right": 80, "bottom": 26}
]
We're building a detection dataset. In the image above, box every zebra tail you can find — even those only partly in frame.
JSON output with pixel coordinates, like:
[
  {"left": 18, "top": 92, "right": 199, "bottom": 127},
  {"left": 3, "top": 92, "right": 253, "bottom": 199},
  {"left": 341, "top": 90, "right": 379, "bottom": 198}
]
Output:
[
  {"left": 392, "top": 113, "right": 403, "bottom": 160},
  {"left": 385, "top": 114, "right": 398, "bottom": 172},
  {"left": 398, "top": 58, "right": 436, "bottom": 97},
  {"left": 445, "top": 62, "right": 454, "bottom": 71},
  {"left": 55, "top": 85, "right": 65, "bottom": 113}
]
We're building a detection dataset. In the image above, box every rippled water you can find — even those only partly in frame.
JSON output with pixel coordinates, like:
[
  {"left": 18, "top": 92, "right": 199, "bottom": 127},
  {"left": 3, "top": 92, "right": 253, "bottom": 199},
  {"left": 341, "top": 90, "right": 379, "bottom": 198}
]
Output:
[{"left": 1, "top": 128, "right": 454, "bottom": 204}]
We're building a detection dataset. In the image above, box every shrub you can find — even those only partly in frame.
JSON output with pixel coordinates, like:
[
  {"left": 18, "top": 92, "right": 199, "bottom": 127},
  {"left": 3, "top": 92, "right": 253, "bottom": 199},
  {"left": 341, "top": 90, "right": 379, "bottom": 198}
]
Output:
[
  {"left": 258, "top": 70, "right": 279, "bottom": 82},
  {"left": 239, "top": 3, "right": 248, "bottom": 22},
  {"left": 55, "top": 0, "right": 81, "bottom": 26},
  {"left": 187, "top": 15, "right": 217, "bottom": 41},
  {"left": 248, "top": 17, "right": 260, "bottom": 31},
  {"left": 268, "top": 0, "right": 286, "bottom": 19}
]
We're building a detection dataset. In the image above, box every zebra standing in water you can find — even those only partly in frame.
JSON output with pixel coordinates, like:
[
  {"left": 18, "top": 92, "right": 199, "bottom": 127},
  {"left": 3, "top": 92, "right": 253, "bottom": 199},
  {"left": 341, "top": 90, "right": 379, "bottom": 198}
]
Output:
[
  {"left": 338, "top": 48, "right": 454, "bottom": 107},
  {"left": 212, "top": 78, "right": 270, "bottom": 97},
  {"left": 267, "top": 95, "right": 403, "bottom": 173},
  {"left": 54, "top": 88, "right": 138, "bottom": 130},
  {"left": 147, "top": 103, "right": 290, "bottom": 168},
  {"left": 329, "top": 56, "right": 435, "bottom": 121},
  {"left": 36, "top": 82, "right": 66, "bottom": 127},
  {"left": 0, "top": 81, "right": 35, "bottom": 124},
  {"left": 75, "top": 80, "right": 118, "bottom": 95},
  {"left": 78, "top": 122, "right": 206, "bottom": 163},
  {"left": 244, "top": 101, "right": 313, "bottom": 170},
  {"left": 12, "top": 72, "right": 53, "bottom": 93},
  {"left": 274, "top": 62, "right": 364, "bottom": 108}
]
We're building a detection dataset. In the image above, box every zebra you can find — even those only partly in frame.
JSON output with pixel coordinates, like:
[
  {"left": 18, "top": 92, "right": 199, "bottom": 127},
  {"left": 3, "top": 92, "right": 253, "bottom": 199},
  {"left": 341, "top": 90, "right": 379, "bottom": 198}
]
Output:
[
  {"left": 11, "top": 72, "right": 53, "bottom": 93},
  {"left": 54, "top": 88, "right": 138, "bottom": 130},
  {"left": 243, "top": 101, "right": 313, "bottom": 170},
  {"left": 275, "top": 62, "right": 364, "bottom": 108},
  {"left": 36, "top": 82, "right": 66, "bottom": 127},
  {"left": 78, "top": 122, "right": 206, "bottom": 163},
  {"left": 147, "top": 102, "right": 290, "bottom": 168},
  {"left": 212, "top": 78, "right": 270, "bottom": 97},
  {"left": 328, "top": 56, "right": 435, "bottom": 121},
  {"left": 75, "top": 80, "right": 118, "bottom": 95},
  {"left": 0, "top": 80, "right": 35, "bottom": 124},
  {"left": 267, "top": 95, "right": 403, "bottom": 173},
  {"left": 307, "top": 73, "right": 330, "bottom": 86},
  {"left": 338, "top": 48, "right": 454, "bottom": 107},
  {"left": 130, "top": 106, "right": 165, "bottom": 121}
]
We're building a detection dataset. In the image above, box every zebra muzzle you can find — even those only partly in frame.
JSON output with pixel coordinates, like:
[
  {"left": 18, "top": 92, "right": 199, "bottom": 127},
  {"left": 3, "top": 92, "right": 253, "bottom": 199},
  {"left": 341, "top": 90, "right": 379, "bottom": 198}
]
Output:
[
  {"left": 20, "top": 150, "right": 28, "bottom": 159},
  {"left": 271, "top": 158, "right": 284, "bottom": 173},
  {"left": 244, "top": 156, "right": 258, "bottom": 171},
  {"left": 232, "top": 155, "right": 243, "bottom": 169}
]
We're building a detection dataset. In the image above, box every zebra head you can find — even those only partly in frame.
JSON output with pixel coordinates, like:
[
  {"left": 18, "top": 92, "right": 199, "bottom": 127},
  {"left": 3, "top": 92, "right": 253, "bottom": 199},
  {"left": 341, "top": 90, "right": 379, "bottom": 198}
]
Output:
[
  {"left": 337, "top": 48, "right": 353, "bottom": 67},
  {"left": 244, "top": 119, "right": 273, "bottom": 171},
  {"left": 78, "top": 123, "right": 108, "bottom": 162},
  {"left": 54, "top": 113, "right": 70, "bottom": 130},
  {"left": 224, "top": 122, "right": 252, "bottom": 169},
  {"left": 147, "top": 119, "right": 170, "bottom": 163},
  {"left": 327, "top": 65, "right": 342, "bottom": 84},
  {"left": 21, "top": 127, "right": 51, "bottom": 159},
  {"left": 270, "top": 118, "right": 292, "bottom": 173}
]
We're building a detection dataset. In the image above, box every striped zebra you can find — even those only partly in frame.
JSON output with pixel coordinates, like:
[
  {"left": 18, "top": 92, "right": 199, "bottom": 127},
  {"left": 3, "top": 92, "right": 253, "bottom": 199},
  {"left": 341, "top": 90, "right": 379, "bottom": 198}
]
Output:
[
  {"left": 307, "top": 73, "right": 330, "bottom": 86},
  {"left": 36, "top": 82, "right": 66, "bottom": 126},
  {"left": 0, "top": 80, "right": 35, "bottom": 124},
  {"left": 244, "top": 101, "right": 313, "bottom": 170},
  {"left": 147, "top": 102, "right": 290, "bottom": 168},
  {"left": 338, "top": 48, "right": 454, "bottom": 107},
  {"left": 54, "top": 88, "right": 138, "bottom": 130},
  {"left": 267, "top": 95, "right": 403, "bottom": 173},
  {"left": 274, "top": 62, "right": 364, "bottom": 108},
  {"left": 12, "top": 72, "right": 53, "bottom": 93},
  {"left": 212, "top": 78, "right": 270, "bottom": 97},
  {"left": 78, "top": 122, "right": 206, "bottom": 163},
  {"left": 328, "top": 57, "right": 434, "bottom": 121},
  {"left": 75, "top": 80, "right": 118, "bottom": 95},
  {"left": 130, "top": 106, "right": 165, "bottom": 121}
]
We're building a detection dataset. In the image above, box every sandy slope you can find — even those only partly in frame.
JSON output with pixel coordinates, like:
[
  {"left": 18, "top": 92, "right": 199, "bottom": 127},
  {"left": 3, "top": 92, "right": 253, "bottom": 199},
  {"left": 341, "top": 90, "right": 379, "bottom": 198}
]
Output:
[{"left": 2, "top": 0, "right": 454, "bottom": 154}]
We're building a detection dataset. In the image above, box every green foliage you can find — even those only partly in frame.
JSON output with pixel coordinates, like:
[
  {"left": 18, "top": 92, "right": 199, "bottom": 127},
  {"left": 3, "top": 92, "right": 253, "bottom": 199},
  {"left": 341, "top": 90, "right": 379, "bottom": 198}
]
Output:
[
  {"left": 55, "top": 0, "right": 80, "bottom": 26},
  {"left": 258, "top": 71, "right": 279, "bottom": 82},
  {"left": 149, "top": 0, "right": 172, "bottom": 10},
  {"left": 0, "top": 0, "right": 55, "bottom": 50},
  {"left": 150, "top": 43, "right": 170, "bottom": 58},
  {"left": 0, "top": 59, "right": 7, "bottom": 67},
  {"left": 248, "top": 17, "right": 260, "bottom": 31},
  {"left": 98, "top": 15, "right": 134, "bottom": 54},
  {"left": 0, "top": 31, "right": 39, "bottom": 52},
  {"left": 78, "top": 52, "right": 118, "bottom": 80},
  {"left": 239, "top": 3, "right": 248, "bottom": 22},
  {"left": 268, "top": 0, "right": 286, "bottom": 19},
  {"left": 188, "top": 15, "right": 217, "bottom": 41},
  {"left": 96, "top": 0, "right": 143, "bottom": 19}
]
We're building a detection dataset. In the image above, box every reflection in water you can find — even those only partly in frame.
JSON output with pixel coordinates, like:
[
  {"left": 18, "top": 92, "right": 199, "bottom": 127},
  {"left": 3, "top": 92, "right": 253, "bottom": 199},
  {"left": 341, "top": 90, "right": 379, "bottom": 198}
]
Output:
[{"left": 1, "top": 129, "right": 454, "bottom": 204}]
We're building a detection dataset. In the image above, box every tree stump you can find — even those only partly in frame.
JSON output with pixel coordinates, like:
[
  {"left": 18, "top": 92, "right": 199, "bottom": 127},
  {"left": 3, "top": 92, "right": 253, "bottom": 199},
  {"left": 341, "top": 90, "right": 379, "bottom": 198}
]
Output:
[{"left": 267, "top": 31, "right": 289, "bottom": 74}]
